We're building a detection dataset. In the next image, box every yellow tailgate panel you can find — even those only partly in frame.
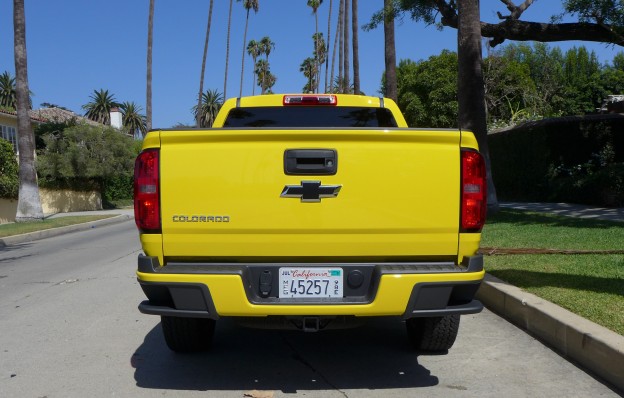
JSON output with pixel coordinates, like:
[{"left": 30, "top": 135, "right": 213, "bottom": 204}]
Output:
[{"left": 159, "top": 129, "right": 461, "bottom": 258}]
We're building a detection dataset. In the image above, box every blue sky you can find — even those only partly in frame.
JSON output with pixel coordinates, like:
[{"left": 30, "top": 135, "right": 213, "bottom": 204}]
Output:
[{"left": 1, "top": 0, "right": 621, "bottom": 128}]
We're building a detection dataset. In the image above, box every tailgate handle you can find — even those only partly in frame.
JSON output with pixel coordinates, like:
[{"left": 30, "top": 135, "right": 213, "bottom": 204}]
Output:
[{"left": 284, "top": 149, "right": 337, "bottom": 175}]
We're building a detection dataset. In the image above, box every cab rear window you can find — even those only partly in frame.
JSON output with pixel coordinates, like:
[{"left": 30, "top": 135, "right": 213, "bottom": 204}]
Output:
[{"left": 222, "top": 106, "right": 398, "bottom": 128}]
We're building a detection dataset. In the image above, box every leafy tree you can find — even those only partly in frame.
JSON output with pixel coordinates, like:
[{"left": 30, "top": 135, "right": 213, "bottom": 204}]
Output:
[
  {"left": 37, "top": 124, "right": 136, "bottom": 186},
  {"left": 192, "top": 89, "right": 223, "bottom": 127},
  {"left": 0, "top": 71, "right": 16, "bottom": 109},
  {"left": 14, "top": 0, "right": 43, "bottom": 222},
  {"left": 120, "top": 101, "right": 147, "bottom": 137},
  {"left": 238, "top": 0, "right": 259, "bottom": 97},
  {"left": 247, "top": 39, "right": 261, "bottom": 95},
  {"left": 369, "top": 1, "right": 624, "bottom": 48},
  {"left": 613, "top": 52, "right": 624, "bottom": 70},
  {"left": 197, "top": 0, "right": 214, "bottom": 127},
  {"left": 395, "top": 52, "right": 458, "bottom": 128},
  {"left": 0, "top": 139, "right": 18, "bottom": 199},
  {"left": 82, "top": 89, "right": 120, "bottom": 125}
]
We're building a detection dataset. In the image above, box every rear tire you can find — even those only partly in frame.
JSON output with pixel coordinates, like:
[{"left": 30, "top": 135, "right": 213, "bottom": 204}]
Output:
[
  {"left": 161, "top": 316, "right": 215, "bottom": 353},
  {"left": 406, "top": 315, "right": 460, "bottom": 352}
]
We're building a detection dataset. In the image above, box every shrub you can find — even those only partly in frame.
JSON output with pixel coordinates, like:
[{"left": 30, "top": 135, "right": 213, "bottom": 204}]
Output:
[{"left": 0, "top": 139, "right": 18, "bottom": 199}]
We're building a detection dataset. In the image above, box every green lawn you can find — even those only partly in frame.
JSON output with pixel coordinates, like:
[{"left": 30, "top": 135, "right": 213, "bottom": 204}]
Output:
[
  {"left": 482, "top": 209, "right": 624, "bottom": 335},
  {"left": 0, "top": 215, "right": 116, "bottom": 238}
]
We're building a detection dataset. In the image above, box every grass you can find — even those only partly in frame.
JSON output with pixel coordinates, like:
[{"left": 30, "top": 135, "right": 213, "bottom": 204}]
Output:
[
  {"left": 482, "top": 209, "right": 624, "bottom": 335},
  {"left": 0, "top": 215, "right": 116, "bottom": 238}
]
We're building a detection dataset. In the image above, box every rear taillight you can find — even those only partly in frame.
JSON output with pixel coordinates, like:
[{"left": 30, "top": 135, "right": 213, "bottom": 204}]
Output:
[
  {"left": 283, "top": 94, "right": 337, "bottom": 106},
  {"left": 134, "top": 149, "right": 161, "bottom": 233},
  {"left": 461, "top": 150, "right": 486, "bottom": 231}
]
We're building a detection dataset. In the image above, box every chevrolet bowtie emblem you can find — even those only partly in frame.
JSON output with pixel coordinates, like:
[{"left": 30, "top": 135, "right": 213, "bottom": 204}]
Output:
[{"left": 280, "top": 181, "right": 342, "bottom": 202}]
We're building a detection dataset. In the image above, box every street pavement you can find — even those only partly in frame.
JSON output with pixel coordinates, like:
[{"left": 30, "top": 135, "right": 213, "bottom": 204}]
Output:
[{"left": 1, "top": 203, "right": 623, "bottom": 394}]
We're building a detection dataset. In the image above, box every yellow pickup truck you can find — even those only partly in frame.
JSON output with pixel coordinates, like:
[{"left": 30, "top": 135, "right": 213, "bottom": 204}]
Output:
[{"left": 134, "top": 94, "right": 486, "bottom": 353}]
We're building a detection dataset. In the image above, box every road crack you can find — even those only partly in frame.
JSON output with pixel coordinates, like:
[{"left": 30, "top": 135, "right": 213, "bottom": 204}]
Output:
[{"left": 282, "top": 337, "right": 349, "bottom": 398}]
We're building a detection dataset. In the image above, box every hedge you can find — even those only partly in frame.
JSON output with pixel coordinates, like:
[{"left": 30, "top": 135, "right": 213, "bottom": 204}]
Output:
[
  {"left": 0, "top": 139, "right": 18, "bottom": 199},
  {"left": 488, "top": 114, "right": 624, "bottom": 207}
]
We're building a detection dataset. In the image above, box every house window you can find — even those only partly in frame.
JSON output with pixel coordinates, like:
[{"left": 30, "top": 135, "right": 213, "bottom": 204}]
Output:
[{"left": 1, "top": 124, "right": 17, "bottom": 152}]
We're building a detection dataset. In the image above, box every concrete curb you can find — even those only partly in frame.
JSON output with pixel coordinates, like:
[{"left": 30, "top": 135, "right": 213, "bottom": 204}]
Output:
[
  {"left": 477, "top": 273, "right": 624, "bottom": 393},
  {"left": 0, "top": 214, "right": 133, "bottom": 248}
]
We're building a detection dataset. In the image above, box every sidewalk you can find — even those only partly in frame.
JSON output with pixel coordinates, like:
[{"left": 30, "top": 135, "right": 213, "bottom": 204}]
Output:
[{"left": 479, "top": 201, "right": 624, "bottom": 392}]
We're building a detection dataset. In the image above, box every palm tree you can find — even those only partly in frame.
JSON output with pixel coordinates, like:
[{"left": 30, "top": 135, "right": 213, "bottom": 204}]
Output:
[
  {"left": 259, "top": 36, "right": 275, "bottom": 91},
  {"left": 337, "top": 0, "right": 344, "bottom": 93},
  {"left": 351, "top": 0, "right": 360, "bottom": 94},
  {"left": 193, "top": 89, "right": 223, "bottom": 127},
  {"left": 197, "top": 0, "right": 215, "bottom": 127},
  {"left": 146, "top": 0, "right": 154, "bottom": 131},
  {"left": 343, "top": 0, "right": 350, "bottom": 94},
  {"left": 82, "top": 89, "right": 120, "bottom": 125},
  {"left": 120, "top": 101, "right": 147, "bottom": 138},
  {"left": 239, "top": 0, "right": 259, "bottom": 98},
  {"left": 330, "top": 0, "right": 341, "bottom": 96},
  {"left": 13, "top": 0, "right": 43, "bottom": 222},
  {"left": 255, "top": 59, "right": 269, "bottom": 94},
  {"left": 312, "top": 33, "right": 327, "bottom": 92},
  {"left": 224, "top": 0, "right": 234, "bottom": 99},
  {"left": 300, "top": 57, "right": 317, "bottom": 93},
  {"left": 307, "top": 0, "right": 323, "bottom": 93},
  {"left": 383, "top": 0, "right": 397, "bottom": 102},
  {"left": 457, "top": 0, "right": 498, "bottom": 211},
  {"left": 0, "top": 71, "right": 17, "bottom": 109},
  {"left": 324, "top": 0, "right": 333, "bottom": 92},
  {"left": 247, "top": 39, "right": 261, "bottom": 95}
]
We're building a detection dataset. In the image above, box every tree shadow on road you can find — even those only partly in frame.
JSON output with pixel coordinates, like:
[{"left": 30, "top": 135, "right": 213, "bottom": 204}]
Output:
[{"left": 132, "top": 317, "right": 439, "bottom": 393}]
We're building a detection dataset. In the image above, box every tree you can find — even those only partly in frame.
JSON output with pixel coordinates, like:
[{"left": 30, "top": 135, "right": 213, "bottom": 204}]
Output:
[
  {"left": 224, "top": 0, "right": 234, "bottom": 99},
  {"left": 312, "top": 33, "right": 327, "bottom": 92},
  {"left": 83, "top": 89, "right": 120, "bottom": 125},
  {"left": 0, "top": 139, "right": 18, "bottom": 199},
  {"left": 308, "top": 0, "right": 323, "bottom": 93},
  {"left": 376, "top": 0, "right": 624, "bottom": 48},
  {"left": 146, "top": 0, "right": 154, "bottom": 131},
  {"left": 342, "top": 0, "right": 350, "bottom": 93},
  {"left": 383, "top": 0, "right": 397, "bottom": 101},
  {"left": 300, "top": 57, "right": 318, "bottom": 93},
  {"left": 613, "top": 52, "right": 624, "bottom": 70},
  {"left": 192, "top": 89, "right": 223, "bottom": 127},
  {"left": 259, "top": 36, "right": 275, "bottom": 92},
  {"left": 120, "top": 101, "right": 147, "bottom": 138},
  {"left": 13, "top": 0, "right": 43, "bottom": 222},
  {"left": 197, "top": 0, "right": 214, "bottom": 127},
  {"left": 324, "top": 0, "right": 333, "bottom": 92},
  {"left": 247, "top": 40, "right": 261, "bottom": 95},
  {"left": 352, "top": 0, "right": 360, "bottom": 94},
  {"left": 239, "top": 0, "right": 259, "bottom": 98},
  {"left": 457, "top": 0, "right": 498, "bottom": 211},
  {"left": 0, "top": 71, "right": 17, "bottom": 109}
]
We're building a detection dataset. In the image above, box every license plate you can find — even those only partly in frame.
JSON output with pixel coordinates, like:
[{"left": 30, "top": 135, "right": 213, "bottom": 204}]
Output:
[{"left": 279, "top": 267, "right": 343, "bottom": 298}]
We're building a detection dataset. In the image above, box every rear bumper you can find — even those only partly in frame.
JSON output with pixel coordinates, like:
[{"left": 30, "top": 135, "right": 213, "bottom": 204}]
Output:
[{"left": 136, "top": 254, "right": 484, "bottom": 319}]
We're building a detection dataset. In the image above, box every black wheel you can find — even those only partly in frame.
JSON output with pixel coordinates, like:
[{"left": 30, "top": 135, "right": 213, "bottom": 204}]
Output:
[
  {"left": 161, "top": 316, "right": 215, "bottom": 353},
  {"left": 406, "top": 315, "right": 460, "bottom": 352}
]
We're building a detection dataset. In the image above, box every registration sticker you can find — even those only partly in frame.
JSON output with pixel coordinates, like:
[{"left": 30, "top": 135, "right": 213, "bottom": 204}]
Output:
[{"left": 279, "top": 268, "right": 343, "bottom": 298}]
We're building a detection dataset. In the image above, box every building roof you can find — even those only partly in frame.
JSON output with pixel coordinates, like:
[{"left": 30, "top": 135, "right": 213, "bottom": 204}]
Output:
[{"left": 0, "top": 107, "right": 100, "bottom": 126}]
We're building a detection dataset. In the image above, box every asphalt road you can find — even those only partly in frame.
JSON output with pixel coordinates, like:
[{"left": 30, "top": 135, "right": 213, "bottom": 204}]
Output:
[{"left": 0, "top": 220, "right": 619, "bottom": 397}]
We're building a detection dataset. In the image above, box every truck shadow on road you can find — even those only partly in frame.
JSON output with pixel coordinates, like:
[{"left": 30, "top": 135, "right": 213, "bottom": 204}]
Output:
[{"left": 132, "top": 317, "right": 439, "bottom": 393}]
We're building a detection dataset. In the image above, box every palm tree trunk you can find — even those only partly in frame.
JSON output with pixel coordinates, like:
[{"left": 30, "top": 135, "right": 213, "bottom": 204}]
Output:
[
  {"left": 457, "top": 0, "right": 498, "bottom": 212},
  {"left": 337, "top": 0, "right": 344, "bottom": 92},
  {"left": 351, "top": 0, "right": 360, "bottom": 94},
  {"left": 146, "top": 0, "right": 154, "bottom": 132},
  {"left": 324, "top": 0, "right": 333, "bottom": 93},
  {"left": 383, "top": 0, "right": 397, "bottom": 102},
  {"left": 197, "top": 0, "right": 214, "bottom": 127},
  {"left": 13, "top": 0, "right": 43, "bottom": 222},
  {"left": 251, "top": 55, "right": 257, "bottom": 95},
  {"left": 314, "top": 12, "right": 320, "bottom": 93},
  {"left": 343, "top": 0, "right": 350, "bottom": 93},
  {"left": 239, "top": 10, "right": 250, "bottom": 98},
  {"left": 224, "top": 0, "right": 233, "bottom": 99}
]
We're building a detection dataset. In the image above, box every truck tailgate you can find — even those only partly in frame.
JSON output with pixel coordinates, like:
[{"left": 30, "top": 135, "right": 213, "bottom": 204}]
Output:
[{"left": 159, "top": 129, "right": 461, "bottom": 259}]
